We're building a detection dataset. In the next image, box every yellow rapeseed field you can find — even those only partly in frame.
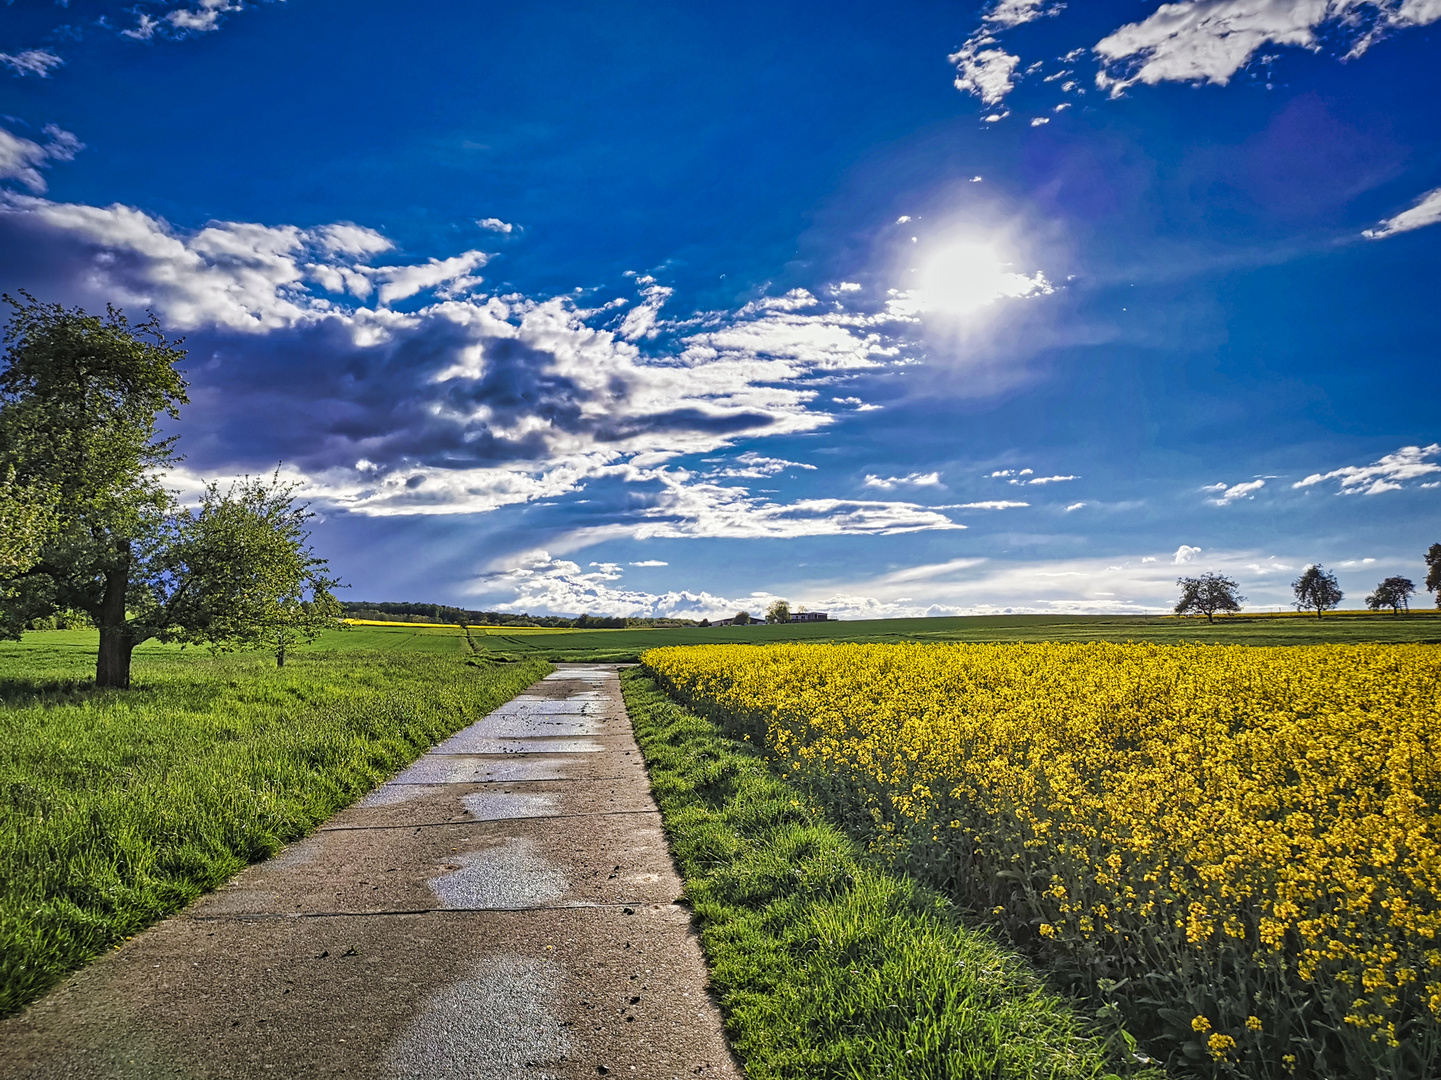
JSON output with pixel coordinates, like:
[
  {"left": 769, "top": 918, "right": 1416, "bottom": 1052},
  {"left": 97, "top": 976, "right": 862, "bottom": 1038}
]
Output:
[{"left": 643, "top": 641, "right": 1441, "bottom": 1078}]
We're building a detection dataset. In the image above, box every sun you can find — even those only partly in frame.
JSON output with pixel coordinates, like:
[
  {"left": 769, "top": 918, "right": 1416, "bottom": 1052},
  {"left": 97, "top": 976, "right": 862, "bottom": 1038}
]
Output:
[{"left": 909, "top": 237, "right": 1051, "bottom": 319}]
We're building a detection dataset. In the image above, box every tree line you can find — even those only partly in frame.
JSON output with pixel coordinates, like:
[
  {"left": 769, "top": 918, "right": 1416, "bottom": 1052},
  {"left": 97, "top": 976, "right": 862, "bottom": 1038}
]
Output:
[
  {"left": 0, "top": 296, "right": 339, "bottom": 687},
  {"left": 1176, "top": 547, "right": 1441, "bottom": 622},
  {"left": 341, "top": 601, "right": 699, "bottom": 629}
]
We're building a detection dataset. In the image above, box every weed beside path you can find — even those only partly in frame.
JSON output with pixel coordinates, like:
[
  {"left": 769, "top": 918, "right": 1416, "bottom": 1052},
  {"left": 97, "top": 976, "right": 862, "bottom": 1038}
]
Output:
[
  {"left": 622, "top": 668, "right": 1158, "bottom": 1080},
  {"left": 0, "top": 642, "right": 550, "bottom": 1015}
]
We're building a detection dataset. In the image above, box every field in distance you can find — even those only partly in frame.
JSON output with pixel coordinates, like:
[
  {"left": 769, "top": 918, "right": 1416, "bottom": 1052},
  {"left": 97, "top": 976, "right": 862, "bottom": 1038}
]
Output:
[
  {"left": 336, "top": 609, "right": 1441, "bottom": 661},
  {"left": 14, "top": 609, "right": 1438, "bottom": 667}
]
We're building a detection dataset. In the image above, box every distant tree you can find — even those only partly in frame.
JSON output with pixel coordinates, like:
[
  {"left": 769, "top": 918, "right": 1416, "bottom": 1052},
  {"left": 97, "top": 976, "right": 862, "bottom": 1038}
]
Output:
[
  {"left": 1174, "top": 573, "right": 1245, "bottom": 623},
  {"left": 732, "top": 610, "right": 752, "bottom": 626},
  {"left": 765, "top": 599, "right": 791, "bottom": 624},
  {"left": 1292, "top": 565, "right": 1343, "bottom": 619},
  {"left": 1427, "top": 544, "right": 1441, "bottom": 609},
  {"left": 698, "top": 618, "right": 710, "bottom": 628},
  {"left": 1365, "top": 576, "right": 1415, "bottom": 616},
  {"left": 0, "top": 296, "right": 343, "bottom": 685}
]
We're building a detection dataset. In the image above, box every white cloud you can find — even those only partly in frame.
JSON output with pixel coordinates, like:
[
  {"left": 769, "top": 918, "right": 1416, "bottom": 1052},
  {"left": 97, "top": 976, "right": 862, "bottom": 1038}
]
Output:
[
  {"left": 617, "top": 281, "right": 673, "bottom": 341},
  {"left": 1293, "top": 443, "right": 1441, "bottom": 495},
  {"left": 3, "top": 195, "right": 949, "bottom": 523},
  {"left": 624, "top": 472, "right": 964, "bottom": 540},
  {"left": 125, "top": 0, "right": 247, "bottom": 39},
  {"left": 1030, "top": 117, "right": 1051, "bottom": 126},
  {"left": 1174, "top": 544, "right": 1203, "bottom": 563},
  {"left": 951, "top": 39, "right": 1023, "bottom": 105},
  {"left": 984, "top": 0, "right": 1064, "bottom": 28},
  {"left": 479, "top": 553, "right": 744, "bottom": 620},
  {"left": 863, "top": 471, "right": 942, "bottom": 489},
  {"left": 1065, "top": 501, "right": 1086, "bottom": 511},
  {"left": 0, "top": 124, "right": 83, "bottom": 194},
  {"left": 946, "top": 500, "right": 1029, "bottom": 509},
  {"left": 1020, "top": 473, "right": 1077, "bottom": 485},
  {"left": 477, "top": 218, "right": 516, "bottom": 233},
  {"left": 1093, "top": 0, "right": 1441, "bottom": 97},
  {"left": 1207, "top": 478, "right": 1266, "bottom": 504},
  {"left": 630, "top": 560, "right": 668, "bottom": 567},
  {"left": 0, "top": 50, "right": 64, "bottom": 77},
  {"left": 1363, "top": 187, "right": 1441, "bottom": 239},
  {"left": 370, "top": 251, "right": 488, "bottom": 305},
  {"left": 316, "top": 223, "right": 393, "bottom": 257},
  {"left": 704, "top": 451, "right": 817, "bottom": 479}
]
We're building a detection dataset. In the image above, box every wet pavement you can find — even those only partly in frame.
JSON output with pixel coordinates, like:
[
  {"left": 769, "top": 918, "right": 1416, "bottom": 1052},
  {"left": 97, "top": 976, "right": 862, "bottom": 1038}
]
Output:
[{"left": 0, "top": 665, "right": 741, "bottom": 1080}]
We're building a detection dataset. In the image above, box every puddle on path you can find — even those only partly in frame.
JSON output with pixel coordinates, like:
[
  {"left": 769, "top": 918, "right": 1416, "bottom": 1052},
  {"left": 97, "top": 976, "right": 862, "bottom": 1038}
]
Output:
[
  {"left": 461, "top": 791, "right": 560, "bottom": 820},
  {"left": 384, "top": 954, "right": 569, "bottom": 1079},
  {"left": 429, "top": 838, "right": 569, "bottom": 909}
]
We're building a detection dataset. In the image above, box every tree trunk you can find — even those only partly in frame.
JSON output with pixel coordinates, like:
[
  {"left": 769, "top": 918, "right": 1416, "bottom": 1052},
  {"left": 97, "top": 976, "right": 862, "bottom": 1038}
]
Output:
[
  {"left": 276, "top": 630, "right": 286, "bottom": 667},
  {"left": 95, "top": 544, "right": 133, "bottom": 689}
]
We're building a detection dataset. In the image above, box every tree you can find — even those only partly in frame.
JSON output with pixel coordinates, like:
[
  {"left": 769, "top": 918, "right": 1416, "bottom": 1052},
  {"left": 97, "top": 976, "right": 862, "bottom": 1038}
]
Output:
[
  {"left": 0, "top": 294, "right": 188, "bottom": 685},
  {"left": 1427, "top": 544, "right": 1441, "bottom": 609},
  {"left": 765, "top": 599, "right": 791, "bottom": 624},
  {"left": 1292, "top": 565, "right": 1342, "bottom": 619},
  {"left": 1174, "top": 573, "right": 1245, "bottom": 623},
  {"left": 0, "top": 296, "right": 344, "bottom": 685},
  {"left": 1365, "top": 576, "right": 1415, "bottom": 616},
  {"left": 732, "top": 610, "right": 752, "bottom": 625}
]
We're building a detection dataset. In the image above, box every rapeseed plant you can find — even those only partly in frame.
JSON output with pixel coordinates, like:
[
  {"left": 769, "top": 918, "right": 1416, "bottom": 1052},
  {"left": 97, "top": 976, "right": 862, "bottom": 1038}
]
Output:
[{"left": 643, "top": 641, "right": 1441, "bottom": 1079}]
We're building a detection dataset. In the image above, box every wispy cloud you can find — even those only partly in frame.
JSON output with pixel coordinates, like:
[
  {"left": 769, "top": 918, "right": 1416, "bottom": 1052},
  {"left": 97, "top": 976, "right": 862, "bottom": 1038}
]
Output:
[
  {"left": 1293, "top": 443, "right": 1441, "bottom": 495},
  {"left": 0, "top": 124, "right": 83, "bottom": 194},
  {"left": 122, "top": 1, "right": 252, "bottom": 41},
  {"left": 1363, "top": 187, "right": 1441, "bottom": 239},
  {"left": 1203, "top": 478, "right": 1265, "bottom": 504},
  {"left": 476, "top": 218, "right": 516, "bottom": 233},
  {"left": 0, "top": 50, "right": 64, "bottom": 78},
  {"left": 1094, "top": 0, "right": 1441, "bottom": 97},
  {"left": 863, "top": 471, "right": 942, "bottom": 489}
]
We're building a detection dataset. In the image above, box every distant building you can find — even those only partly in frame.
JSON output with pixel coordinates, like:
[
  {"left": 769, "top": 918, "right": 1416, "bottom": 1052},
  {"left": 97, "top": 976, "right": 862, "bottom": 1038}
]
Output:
[{"left": 789, "top": 611, "right": 828, "bottom": 622}]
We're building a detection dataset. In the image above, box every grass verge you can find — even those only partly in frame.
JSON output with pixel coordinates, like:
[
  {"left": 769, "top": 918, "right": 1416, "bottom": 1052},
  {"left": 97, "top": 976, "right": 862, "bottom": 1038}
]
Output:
[
  {"left": 0, "top": 643, "right": 550, "bottom": 1015},
  {"left": 621, "top": 668, "right": 1161, "bottom": 1080}
]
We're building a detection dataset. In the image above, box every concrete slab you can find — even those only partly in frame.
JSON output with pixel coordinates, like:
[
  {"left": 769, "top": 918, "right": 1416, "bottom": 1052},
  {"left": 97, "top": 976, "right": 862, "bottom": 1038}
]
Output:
[
  {"left": 199, "top": 812, "right": 680, "bottom": 915},
  {"left": 326, "top": 777, "right": 659, "bottom": 829},
  {"left": 0, "top": 665, "right": 741, "bottom": 1080},
  {"left": 387, "top": 752, "right": 646, "bottom": 785}
]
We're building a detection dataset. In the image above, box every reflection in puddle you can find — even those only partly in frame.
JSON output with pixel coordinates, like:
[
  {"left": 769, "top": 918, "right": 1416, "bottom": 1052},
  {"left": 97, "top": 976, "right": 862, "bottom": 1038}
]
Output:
[
  {"left": 428, "top": 838, "right": 568, "bottom": 909},
  {"left": 385, "top": 954, "right": 568, "bottom": 1079}
]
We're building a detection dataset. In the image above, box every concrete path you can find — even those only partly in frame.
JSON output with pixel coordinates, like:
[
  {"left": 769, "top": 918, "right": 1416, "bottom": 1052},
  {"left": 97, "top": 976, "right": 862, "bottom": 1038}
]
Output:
[{"left": 1, "top": 665, "right": 742, "bottom": 1080}]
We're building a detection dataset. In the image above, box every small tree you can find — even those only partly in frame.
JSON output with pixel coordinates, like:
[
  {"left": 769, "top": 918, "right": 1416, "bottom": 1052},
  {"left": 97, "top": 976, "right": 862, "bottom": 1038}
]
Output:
[
  {"left": 765, "top": 599, "right": 791, "bottom": 624},
  {"left": 732, "top": 610, "right": 751, "bottom": 625},
  {"left": 1174, "top": 573, "right": 1245, "bottom": 623},
  {"left": 165, "top": 475, "right": 344, "bottom": 666},
  {"left": 1427, "top": 544, "right": 1441, "bottom": 609},
  {"left": 1365, "top": 576, "right": 1415, "bottom": 616},
  {"left": 1292, "top": 565, "right": 1343, "bottom": 619}
]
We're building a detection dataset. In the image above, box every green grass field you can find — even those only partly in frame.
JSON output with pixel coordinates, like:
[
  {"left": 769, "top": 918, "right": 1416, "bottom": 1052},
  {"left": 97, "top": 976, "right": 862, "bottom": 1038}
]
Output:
[
  {"left": 0, "top": 634, "right": 550, "bottom": 1015},
  {"left": 313, "top": 608, "right": 1441, "bottom": 662}
]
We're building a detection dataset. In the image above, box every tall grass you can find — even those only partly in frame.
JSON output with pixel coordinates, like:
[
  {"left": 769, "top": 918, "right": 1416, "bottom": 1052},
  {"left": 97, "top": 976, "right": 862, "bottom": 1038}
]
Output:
[{"left": 0, "top": 637, "right": 549, "bottom": 1014}]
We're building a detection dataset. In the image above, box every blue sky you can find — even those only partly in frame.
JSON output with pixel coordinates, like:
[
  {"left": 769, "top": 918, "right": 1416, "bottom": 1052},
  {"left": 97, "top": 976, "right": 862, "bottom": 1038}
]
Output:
[{"left": 2, "top": 0, "right": 1439, "bottom": 618}]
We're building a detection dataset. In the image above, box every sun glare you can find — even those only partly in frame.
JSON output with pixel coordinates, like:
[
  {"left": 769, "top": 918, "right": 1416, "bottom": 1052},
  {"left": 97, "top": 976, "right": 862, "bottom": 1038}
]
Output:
[{"left": 909, "top": 238, "right": 1051, "bottom": 320}]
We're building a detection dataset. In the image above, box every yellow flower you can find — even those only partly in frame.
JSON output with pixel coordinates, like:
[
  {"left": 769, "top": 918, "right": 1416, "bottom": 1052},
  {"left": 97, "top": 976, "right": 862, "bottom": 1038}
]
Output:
[
  {"left": 1208, "top": 1033, "right": 1237, "bottom": 1059},
  {"left": 1192, "top": 1015, "right": 1212, "bottom": 1033}
]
